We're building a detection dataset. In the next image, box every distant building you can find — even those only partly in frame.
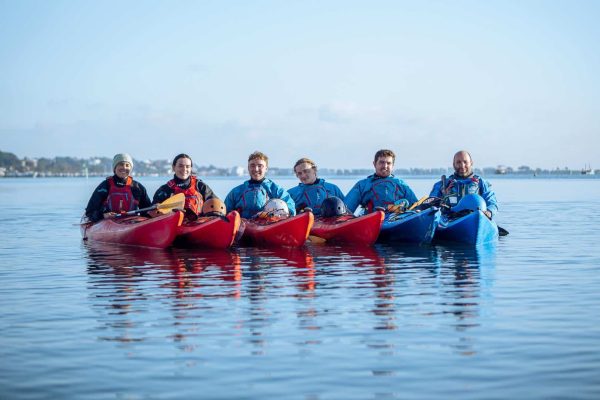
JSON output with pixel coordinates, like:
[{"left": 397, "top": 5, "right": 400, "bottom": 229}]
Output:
[
  {"left": 232, "top": 166, "right": 245, "bottom": 176},
  {"left": 582, "top": 165, "right": 595, "bottom": 175},
  {"left": 495, "top": 165, "right": 508, "bottom": 174}
]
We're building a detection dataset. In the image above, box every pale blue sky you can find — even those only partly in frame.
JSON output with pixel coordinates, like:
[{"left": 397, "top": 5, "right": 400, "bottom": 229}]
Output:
[{"left": 1, "top": 0, "right": 599, "bottom": 169}]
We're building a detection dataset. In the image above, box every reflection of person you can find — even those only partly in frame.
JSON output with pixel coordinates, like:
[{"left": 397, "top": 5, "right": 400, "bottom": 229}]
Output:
[
  {"left": 429, "top": 150, "right": 498, "bottom": 219},
  {"left": 288, "top": 157, "right": 345, "bottom": 215},
  {"left": 85, "top": 153, "right": 152, "bottom": 222},
  {"left": 344, "top": 149, "right": 418, "bottom": 214},
  {"left": 224, "top": 151, "right": 295, "bottom": 218},
  {"left": 153, "top": 154, "right": 218, "bottom": 220}
]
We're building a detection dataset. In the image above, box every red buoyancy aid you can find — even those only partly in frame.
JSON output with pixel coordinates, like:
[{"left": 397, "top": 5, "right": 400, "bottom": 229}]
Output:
[
  {"left": 167, "top": 175, "right": 203, "bottom": 215},
  {"left": 104, "top": 176, "right": 138, "bottom": 212}
]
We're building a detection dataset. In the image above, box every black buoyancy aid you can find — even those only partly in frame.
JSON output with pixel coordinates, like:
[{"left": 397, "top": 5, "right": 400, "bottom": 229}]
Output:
[
  {"left": 105, "top": 176, "right": 138, "bottom": 212},
  {"left": 167, "top": 175, "right": 203, "bottom": 215}
]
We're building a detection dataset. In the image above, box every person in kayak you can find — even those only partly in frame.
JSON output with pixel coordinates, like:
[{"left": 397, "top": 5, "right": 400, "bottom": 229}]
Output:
[
  {"left": 288, "top": 157, "right": 345, "bottom": 215},
  {"left": 224, "top": 151, "right": 296, "bottom": 219},
  {"left": 429, "top": 150, "right": 498, "bottom": 219},
  {"left": 152, "top": 153, "right": 219, "bottom": 220},
  {"left": 345, "top": 149, "right": 418, "bottom": 214},
  {"left": 85, "top": 153, "right": 152, "bottom": 222}
]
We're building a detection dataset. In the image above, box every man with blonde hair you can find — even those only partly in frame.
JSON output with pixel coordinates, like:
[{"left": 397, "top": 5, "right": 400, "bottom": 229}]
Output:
[
  {"left": 224, "top": 151, "right": 296, "bottom": 218},
  {"left": 288, "top": 157, "right": 345, "bottom": 215}
]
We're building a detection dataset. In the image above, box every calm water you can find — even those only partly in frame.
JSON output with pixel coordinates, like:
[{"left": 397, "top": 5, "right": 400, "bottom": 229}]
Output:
[{"left": 1, "top": 176, "right": 600, "bottom": 399}]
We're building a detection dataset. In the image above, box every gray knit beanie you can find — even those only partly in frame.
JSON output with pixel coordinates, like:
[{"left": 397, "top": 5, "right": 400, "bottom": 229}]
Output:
[{"left": 112, "top": 153, "right": 134, "bottom": 172}]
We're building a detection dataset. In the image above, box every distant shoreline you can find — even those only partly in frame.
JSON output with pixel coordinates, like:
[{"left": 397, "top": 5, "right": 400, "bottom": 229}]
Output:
[
  {"left": 1, "top": 172, "right": 598, "bottom": 180},
  {"left": 1, "top": 149, "right": 596, "bottom": 179}
]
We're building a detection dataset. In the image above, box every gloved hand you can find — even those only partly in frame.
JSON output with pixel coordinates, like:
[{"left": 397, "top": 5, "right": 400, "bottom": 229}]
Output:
[
  {"left": 256, "top": 211, "right": 270, "bottom": 219},
  {"left": 386, "top": 204, "right": 405, "bottom": 213}
]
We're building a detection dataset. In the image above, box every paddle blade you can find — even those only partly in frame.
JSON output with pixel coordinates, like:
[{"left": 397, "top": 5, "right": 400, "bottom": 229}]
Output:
[
  {"left": 308, "top": 235, "right": 327, "bottom": 244},
  {"left": 498, "top": 226, "right": 509, "bottom": 236},
  {"left": 156, "top": 193, "right": 185, "bottom": 214},
  {"left": 408, "top": 195, "right": 429, "bottom": 210}
]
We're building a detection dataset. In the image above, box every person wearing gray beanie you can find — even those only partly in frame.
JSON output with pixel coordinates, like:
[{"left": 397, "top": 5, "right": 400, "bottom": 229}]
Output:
[
  {"left": 84, "top": 153, "right": 152, "bottom": 222},
  {"left": 112, "top": 153, "right": 134, "bottom": 173}
]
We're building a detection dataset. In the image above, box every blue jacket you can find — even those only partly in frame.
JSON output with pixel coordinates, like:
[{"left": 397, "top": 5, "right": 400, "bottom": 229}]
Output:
[
  {"left": 224, "top": 178, "right": 296, "bottom": 219},
  {"left": 345, "top": 174, "right": 418, "bottom": 213},
  {"left": 288, "top": 178, "right": 345, "bottom": 215},
  {"left": 429, "top": 174, "right": 498, "bottom": 217}
]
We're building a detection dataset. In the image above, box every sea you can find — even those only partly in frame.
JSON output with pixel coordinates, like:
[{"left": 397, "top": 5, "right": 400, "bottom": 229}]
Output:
[{"left": 1, "top": 176, "right": 599, "bottom": 400}]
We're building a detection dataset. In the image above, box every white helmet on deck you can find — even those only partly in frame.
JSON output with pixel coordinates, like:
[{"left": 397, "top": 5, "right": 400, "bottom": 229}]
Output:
[{"left": 263, "top": 198, "right": 290, "bottom": 218}]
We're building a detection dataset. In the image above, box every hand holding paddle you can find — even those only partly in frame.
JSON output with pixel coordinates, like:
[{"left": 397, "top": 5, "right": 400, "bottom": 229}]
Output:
[
  {"left": 116, "top": 193, "right": 185, "bottom": 217},
  {"left": 408, "top": 195, "right": 429, "bottom": 211}
]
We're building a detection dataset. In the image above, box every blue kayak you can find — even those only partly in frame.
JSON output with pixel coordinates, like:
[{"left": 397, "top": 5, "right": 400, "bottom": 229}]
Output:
[
  {"left": 435, "top": 210, "right": 499, "bottom": 245},
  {"left": 377, "top": 207, "right": 441, "bottom": 244}
]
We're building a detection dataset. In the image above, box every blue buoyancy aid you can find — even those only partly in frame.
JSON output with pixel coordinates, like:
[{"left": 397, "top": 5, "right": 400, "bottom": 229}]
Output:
[
  {"left": 225, "top": 178, "right": 296, "bottom": 219},
  {"left": 345, "top": 174, "right": 418, "bottom": 213},
  {"left": 429, "top": 174, "right": 498, "bottom": 217},
  {"left": 288, "top": 178, "right": 345, "bottom": 215}
]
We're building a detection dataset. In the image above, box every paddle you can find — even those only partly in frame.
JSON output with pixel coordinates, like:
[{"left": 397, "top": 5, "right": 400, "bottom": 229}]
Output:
[
  {"left": 498, "top": 226, "right": 509, "bottom": 236},
  {"left": 408, "top": 195, "right": 429, "bottom": 211},
  {"left": 117, "top": 193, "right": 185, "bottom": 217},
  {"left": 308, "top": 235, "right": 327, "bottom": 244}
]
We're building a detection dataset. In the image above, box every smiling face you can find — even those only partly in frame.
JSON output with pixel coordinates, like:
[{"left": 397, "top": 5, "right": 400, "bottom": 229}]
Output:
[
  {"left": 114, "top": 161, "right": 132, "bottom": 179},
  {"left": 453, "top": 151, "right": 473, "bottom": 177},
  {"left": 295, "top": 162, "right": 317, "bottom": 184},
  {"left": 373, "top": 156, "right": 394, "bottom": 178},
  {"left": 248, "top": 158, "right": 268, "bottom": 181},
  {"left": 173, "top": 157, "right": 192, "bottom": 180}
]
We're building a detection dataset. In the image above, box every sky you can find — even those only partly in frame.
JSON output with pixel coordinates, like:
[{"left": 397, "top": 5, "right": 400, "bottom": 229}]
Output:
[{"left": 1, "top": 0, "right": 599, "bottom": 170}]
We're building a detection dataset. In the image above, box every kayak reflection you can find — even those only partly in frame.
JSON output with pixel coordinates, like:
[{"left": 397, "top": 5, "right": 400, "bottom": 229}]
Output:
[{"left": 84, "top": 242, "right": 242, "bottom": 346}]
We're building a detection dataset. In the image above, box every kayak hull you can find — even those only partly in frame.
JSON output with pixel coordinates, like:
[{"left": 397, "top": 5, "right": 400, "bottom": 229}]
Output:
[
  {"left": 377, "top": 208, "right": 441, "bottom": 244},
  {"left": 241, "top": 212, "right": 314, "bottom": 247},
  {"left": 310, "top": 210, "right": 384, "bottom": 245},
  {"left": 81, "top": 211, "right": 183, "bottom": 248},
  {"left": 175, "top": 211, "right": 241, "bottom": 249},
  {"left": 435, "top": 210, "right": 499, "bottom": 245}
]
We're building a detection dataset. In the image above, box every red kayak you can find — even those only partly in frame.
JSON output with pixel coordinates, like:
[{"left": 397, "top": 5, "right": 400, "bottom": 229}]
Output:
[
  {"left": 81, "top": 211, "right": 184, "bottom": 248},
  {"left": 240, "top": 211, "right": 314, "bottom": 247},
  {"left": 310, "top": 210, "right": 384, "bottom": 246},
  {"left": 175, "top": 211, "right": 241, "bottom": 249}
]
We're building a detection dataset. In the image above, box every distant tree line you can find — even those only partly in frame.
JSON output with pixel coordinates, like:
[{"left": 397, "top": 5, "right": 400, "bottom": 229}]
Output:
[{"left": 0, "top": 149, "right": 595, "bottom": 177}]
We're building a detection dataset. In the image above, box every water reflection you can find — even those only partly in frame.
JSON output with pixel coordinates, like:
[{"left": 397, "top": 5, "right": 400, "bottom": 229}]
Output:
[
  {"left": 83, "top": 241, "right": 497, "bottom": 358},
  {"left": 432, "top": 243, "right": 497, "bottom": 356},
  {"left": 84, "top": 243, "right": 242, "bottom": 348}
]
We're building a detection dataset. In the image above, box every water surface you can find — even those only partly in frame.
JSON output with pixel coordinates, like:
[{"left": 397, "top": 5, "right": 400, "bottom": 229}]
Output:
[{"left": 1, "top": 177, "right": 599, "bottom": 399}]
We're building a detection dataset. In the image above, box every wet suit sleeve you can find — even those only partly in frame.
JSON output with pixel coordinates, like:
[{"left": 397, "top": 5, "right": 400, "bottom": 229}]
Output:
[
  {"left": 197, "top": 180, "right": 218, "bottom": 201},
  {"left": 85, "top": 180, "right": 110, "bottom": 222},
  {"left": 401, "top": 184, "right": 418, "bottom": 207},
  {"left": 479, "top": 179, "right": 498, "bottom": 217},
  {"left": 344, "top": 180, "right": 365, "bottom": 213},
  {"left": 133, "top": 182, "right": 153, "bottom": 209},
  {"left": 287, "top": 185, "right": 305, "bottom": 212},
  {"left": 429, "top": 180, "right": 443, "bottom": 198},
  {"left": 332, "top": 184, "right": 345, "bottom": 201},
  {"left": 224, "top": 186, "right": 240, "bottom": 215},
  {"left": 152, "top": 184, "right": 174, "bottom": 204}
]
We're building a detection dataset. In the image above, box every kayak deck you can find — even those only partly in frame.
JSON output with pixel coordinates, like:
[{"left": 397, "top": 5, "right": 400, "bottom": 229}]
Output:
[
  {"left": 241, "top": 212, "right": 314, "bottom": 247},
  {"left": 175, "top": 211, "right": 241, "bottom": 249},
  {"left": 81, "top": 211, "right": 184, "bottom": 248},
  {"left": 435, "top": 210, "right": 499, "bottom": 245},
  {"left": 310, "top": 210, "right": 384, "bottom": 245},
  {"left": 378, "top": 208, "right": 441, "bottom": 244}
]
